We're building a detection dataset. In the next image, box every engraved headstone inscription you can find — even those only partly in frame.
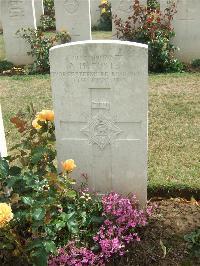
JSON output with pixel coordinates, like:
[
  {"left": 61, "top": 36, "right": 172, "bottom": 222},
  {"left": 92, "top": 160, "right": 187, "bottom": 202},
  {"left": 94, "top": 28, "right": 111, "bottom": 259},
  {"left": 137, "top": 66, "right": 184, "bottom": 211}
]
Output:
[
  {"left": 54, "top": 0, "right": 91, "bottom": 42},
  {"left": 0, "top": 105, "right": 7, "bottom": 158},
  {"left": 50, "top": 40, "right": 148, "bottom": 205},
  {"left": 1, "top": 0, "right": 36, "bottom": 65}
]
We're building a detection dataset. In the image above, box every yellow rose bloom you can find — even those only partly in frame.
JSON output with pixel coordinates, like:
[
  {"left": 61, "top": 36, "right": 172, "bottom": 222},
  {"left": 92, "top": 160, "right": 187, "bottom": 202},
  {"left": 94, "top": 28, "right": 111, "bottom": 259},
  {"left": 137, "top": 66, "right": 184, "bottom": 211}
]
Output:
[
  {"left": 32, "top": 119, "right": 42, "bottom": 129},
  {"left": 37, "top": 110, "right": 54, "bottom": 122},
  {"left": 61, "top": 159, "right": 76, "bottom": 173},
  {"left": 0, "top": 203, "right": 13, "bottom": 228},
  {"left": 101, "top": 7, "right": 106, "bottom": 14}
]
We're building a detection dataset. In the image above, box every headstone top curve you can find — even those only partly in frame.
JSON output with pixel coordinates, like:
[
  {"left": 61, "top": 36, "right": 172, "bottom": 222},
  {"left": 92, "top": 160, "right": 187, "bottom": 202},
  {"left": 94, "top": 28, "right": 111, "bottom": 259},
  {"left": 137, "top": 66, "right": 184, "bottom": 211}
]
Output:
[{"left": 50, "top": 40, "right": 148, "bottom": 52}]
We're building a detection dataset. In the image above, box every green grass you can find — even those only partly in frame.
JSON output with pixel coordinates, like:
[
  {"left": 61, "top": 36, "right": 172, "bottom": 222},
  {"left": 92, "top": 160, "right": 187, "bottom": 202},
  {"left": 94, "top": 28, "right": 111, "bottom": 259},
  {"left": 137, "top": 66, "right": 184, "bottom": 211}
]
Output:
[
  {"left": 0, "top": 73, "right": 199, "bottom": 191},
  {"left": 92, "top": 31, "right": 112, "bottom": 40},
  {"left": 0, "top": 31, "right": 199, "bottom": 193}
]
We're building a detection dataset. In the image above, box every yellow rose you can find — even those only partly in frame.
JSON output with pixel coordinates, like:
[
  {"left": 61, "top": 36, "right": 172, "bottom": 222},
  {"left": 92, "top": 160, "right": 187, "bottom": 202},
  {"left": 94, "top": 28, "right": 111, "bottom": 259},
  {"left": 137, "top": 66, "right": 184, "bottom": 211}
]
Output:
[
  {"left": 32, "top": 118, "right": 42, "bottom": 129},
  {"left": 0, "top": 203, "right": 13, "bottom": 228},
  {"left": 61, "top": 159, "right": 76, "bottom": 173},
  {"left": 101, "top": 7, "right": 106, "bottom": 14},
  {"left": 37, "top": 110, "right": 54, "bottom": 122}
]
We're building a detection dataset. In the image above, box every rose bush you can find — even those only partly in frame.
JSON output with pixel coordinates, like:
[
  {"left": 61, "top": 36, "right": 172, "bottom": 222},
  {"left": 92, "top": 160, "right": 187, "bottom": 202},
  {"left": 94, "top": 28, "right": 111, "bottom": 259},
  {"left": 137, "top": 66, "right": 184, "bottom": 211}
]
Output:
[{"left": 114, "top": 0, "right": 183, "bottom": 72}]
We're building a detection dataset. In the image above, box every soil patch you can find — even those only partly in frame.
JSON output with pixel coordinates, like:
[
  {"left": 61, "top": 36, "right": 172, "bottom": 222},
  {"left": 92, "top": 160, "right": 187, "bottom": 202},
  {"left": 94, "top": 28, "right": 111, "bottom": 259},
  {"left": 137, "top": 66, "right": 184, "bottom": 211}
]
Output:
[{"left": 109, "top": 198, "right": 200, "bottom": 266}]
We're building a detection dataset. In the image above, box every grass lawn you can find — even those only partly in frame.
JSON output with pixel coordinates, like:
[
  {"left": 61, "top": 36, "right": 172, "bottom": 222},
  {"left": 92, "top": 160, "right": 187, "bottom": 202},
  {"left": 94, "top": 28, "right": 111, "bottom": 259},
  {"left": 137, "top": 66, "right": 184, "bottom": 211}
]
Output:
[
  {"left": 0, "top": 33, "right": 5, "bottom": 61},
  {"left": 0, "top": 31, "right": 199, "bottom": 195},
  {"left": 0, "top": 73, "right": 199, "bottom": 193}
]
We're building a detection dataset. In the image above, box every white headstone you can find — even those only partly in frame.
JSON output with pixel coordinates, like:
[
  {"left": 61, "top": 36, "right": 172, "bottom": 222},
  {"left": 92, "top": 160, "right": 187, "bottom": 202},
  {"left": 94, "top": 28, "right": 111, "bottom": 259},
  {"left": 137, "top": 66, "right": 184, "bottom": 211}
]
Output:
[
  {"left": 54, "top": 0, "right": 91, "bottom": 42},
  {"left": 111, "top": 0, "right": 147, "bottom": 39},
  {"left": 50, "top": 40, "right": 148, "bottom": 205},
  {"left": 0, "top": 105, "right": 7, "bottom": 158},
  {"left": 34, "top": 0, "right": 44, "bottom": 26},
  {"left": 160, "top": 0, "right": 200, "bottom": 63},
  {"left": 1, "top": 0, "right": 36, "bottom": 65},
  {"left": 0, "top": 0, "right": 3, "bottom": 30},
  {"left": 90, "top": 0, "right": 101, "bottom": 27}
]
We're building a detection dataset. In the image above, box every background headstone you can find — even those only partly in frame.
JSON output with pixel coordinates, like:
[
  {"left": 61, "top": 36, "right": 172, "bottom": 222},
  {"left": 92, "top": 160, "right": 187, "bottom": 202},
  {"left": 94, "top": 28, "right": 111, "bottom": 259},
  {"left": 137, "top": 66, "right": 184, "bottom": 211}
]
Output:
[
  {"left": 159, "top": 0, "right": 200, "bottom": 63},
  {"left": 54, "top": 0, "right": 91, "bottom": 42},
  {"left": 0, "top": 105, "right": 7, "bottom": 158},
  {"left": 111, "top": 0, "right": 147, "bottom": 39},
  {"left": 34, "top": 0, "right": 44, "bottom": 26},
  {"left": 90, "top": 0, "right": 101, "bottom": 28},
  {"left": 1, "top": 0, "right": 36, "bottom": 65},
  {"left": 0, "top": 0, "right": 3, "bottom": 31},
  {"left": 50, "top": 40, "right": 148, "bottom": 205}
]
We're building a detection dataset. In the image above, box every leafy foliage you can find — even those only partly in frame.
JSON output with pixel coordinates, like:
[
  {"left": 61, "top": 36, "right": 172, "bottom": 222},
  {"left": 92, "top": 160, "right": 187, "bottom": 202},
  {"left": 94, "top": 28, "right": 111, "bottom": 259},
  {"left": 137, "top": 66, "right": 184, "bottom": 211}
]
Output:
[
  {"left": 184, "top": 229, "right": 200, "bottom": 258},
  {"left": 0, "top": 60, "right": 14, "bottom": 74},
  {"left": 0, "top": 107, "right": 152, "bottom": 265},
  {"left": 114, "top": 0, "right": 183, "bottom": 72},
  {"left": 17, "top": 28, "right": 71, "bottom": 74},
  {"left": 98, "top": 0, "right": 112, "bottom": 31},
  {"left": 191, "top": 59, "right": 200, "bottom": 68},
  {"left": 0, "top": 107, "right": 103, "bottom": 265},
  {"left": 40, "top": 0, "right": 56, "bottom": 31}
]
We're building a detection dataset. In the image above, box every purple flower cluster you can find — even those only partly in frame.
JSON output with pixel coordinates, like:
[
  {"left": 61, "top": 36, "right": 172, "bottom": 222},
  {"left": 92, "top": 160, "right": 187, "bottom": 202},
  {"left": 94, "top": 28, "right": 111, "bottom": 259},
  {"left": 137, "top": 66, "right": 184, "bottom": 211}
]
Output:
[{"left": 48, "top": 193, "right": 153, "bottom": 266}]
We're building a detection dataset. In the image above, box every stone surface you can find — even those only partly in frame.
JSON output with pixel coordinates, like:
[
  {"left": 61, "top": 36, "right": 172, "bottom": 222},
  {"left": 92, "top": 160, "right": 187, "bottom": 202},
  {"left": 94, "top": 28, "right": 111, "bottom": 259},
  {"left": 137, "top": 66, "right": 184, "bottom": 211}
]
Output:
[
  {"left": 0, "top": 0, "right": 2, "bottom": 30},
  {"left": 50, "top": 40, "right": 148, "bottom": 205},
  {"left": 1, "top": 0, "right": 36, "bottom": 65},
  {"left": 54, "top": 0, "right": 91, "bottom": 42},
  {"left": 159, "top": 0, "right": 200, "bottom": 63},
  {"left": 90, "top": 0, "right": 101, "bottom": 27},
  {"left": 0, "top": 105, "right": 7, "bottom": 158},
  {"left": 34, "top": 0, "right": 44, "bottom": 26},
  {"left": 111, "top": 0, "right": 147, "bottom": 39}
]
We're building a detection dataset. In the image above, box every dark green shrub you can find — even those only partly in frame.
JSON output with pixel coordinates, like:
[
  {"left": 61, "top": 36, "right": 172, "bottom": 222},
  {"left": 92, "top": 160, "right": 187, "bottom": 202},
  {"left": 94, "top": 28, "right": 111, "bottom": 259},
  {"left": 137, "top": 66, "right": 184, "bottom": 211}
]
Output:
[
  {"left": 114, "top": 0, "right": 183, "bottom": 72},
  {"left": 40, "top": 15, "right": 55, "bottom": 31},
  {"left": 17, "top": 28, "right": 71, "bottom": 74},
  {"left": 43, "top": 0, "right": 55, "bottom": 16},
  {"left": 148, "top": 0, "right": 160, "bottom": 9},
  {"left": 0, "top": 60, "right": 14, "bottom": 74},
  {"left": 40, "top": 0, "right": 56, "bottom": 31},
  {"left": 98, "top": 0, "right": 112, "bottom": 31},
  {"left": 191, "top": 59, "right": 200, "bottom": 68},
  {"left": 184, "top": 229, "right": 200, "bottom": 258}
]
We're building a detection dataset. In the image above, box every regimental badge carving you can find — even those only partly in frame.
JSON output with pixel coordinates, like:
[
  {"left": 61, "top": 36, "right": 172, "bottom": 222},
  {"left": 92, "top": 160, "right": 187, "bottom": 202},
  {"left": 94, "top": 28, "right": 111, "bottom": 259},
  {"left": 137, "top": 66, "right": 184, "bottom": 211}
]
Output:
[
  {"left": 64, "top": 0, "right": 79, "bottom": 14},
  {"left": 81, "top": 113, "right": 122, "bottom": 149}
]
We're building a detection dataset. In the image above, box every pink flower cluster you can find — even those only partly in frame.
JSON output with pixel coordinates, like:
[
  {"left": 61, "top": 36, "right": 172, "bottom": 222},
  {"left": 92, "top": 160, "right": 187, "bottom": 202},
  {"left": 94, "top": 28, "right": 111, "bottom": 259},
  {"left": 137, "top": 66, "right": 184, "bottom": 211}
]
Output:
[
  {"left": 48, "top": 193, "right": 153, "bottom": 266},
  {"left": 48, "top": 242, "right": 97, "bottom": 266}
]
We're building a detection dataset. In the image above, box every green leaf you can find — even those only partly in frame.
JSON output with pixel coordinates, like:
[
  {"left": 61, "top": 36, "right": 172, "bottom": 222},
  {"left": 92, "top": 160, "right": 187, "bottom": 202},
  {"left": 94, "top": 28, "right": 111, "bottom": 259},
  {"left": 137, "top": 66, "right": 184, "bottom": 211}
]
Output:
[
  {"left": 21, "top": 196, "right": 34, "bottom": 206},
  {"left": 9, "top": 166, "right": 21, "bottom": 176},
  {"left": 32, "top": 208, "right": 46, "bottom": 221},
  {"left": 31, "top": 249, "right": 48, "bottom": 266},
  {"left": 66, "top": 212, "right": 79, "bottom": 234},
  {"left": 0, "top": 158, "right": 9, "bottom": 178},
  {"left": 66, "top": 190, "right": 76, "bottom": 198},
  {"left": 31, "top": 147, "right": 47, "bottom": 164},
  {"left": 43, "top": 241, "right": 57, "bottom": 253},
  {"left": 91, "top": 216, "right": 105, "bottom": 224}
]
